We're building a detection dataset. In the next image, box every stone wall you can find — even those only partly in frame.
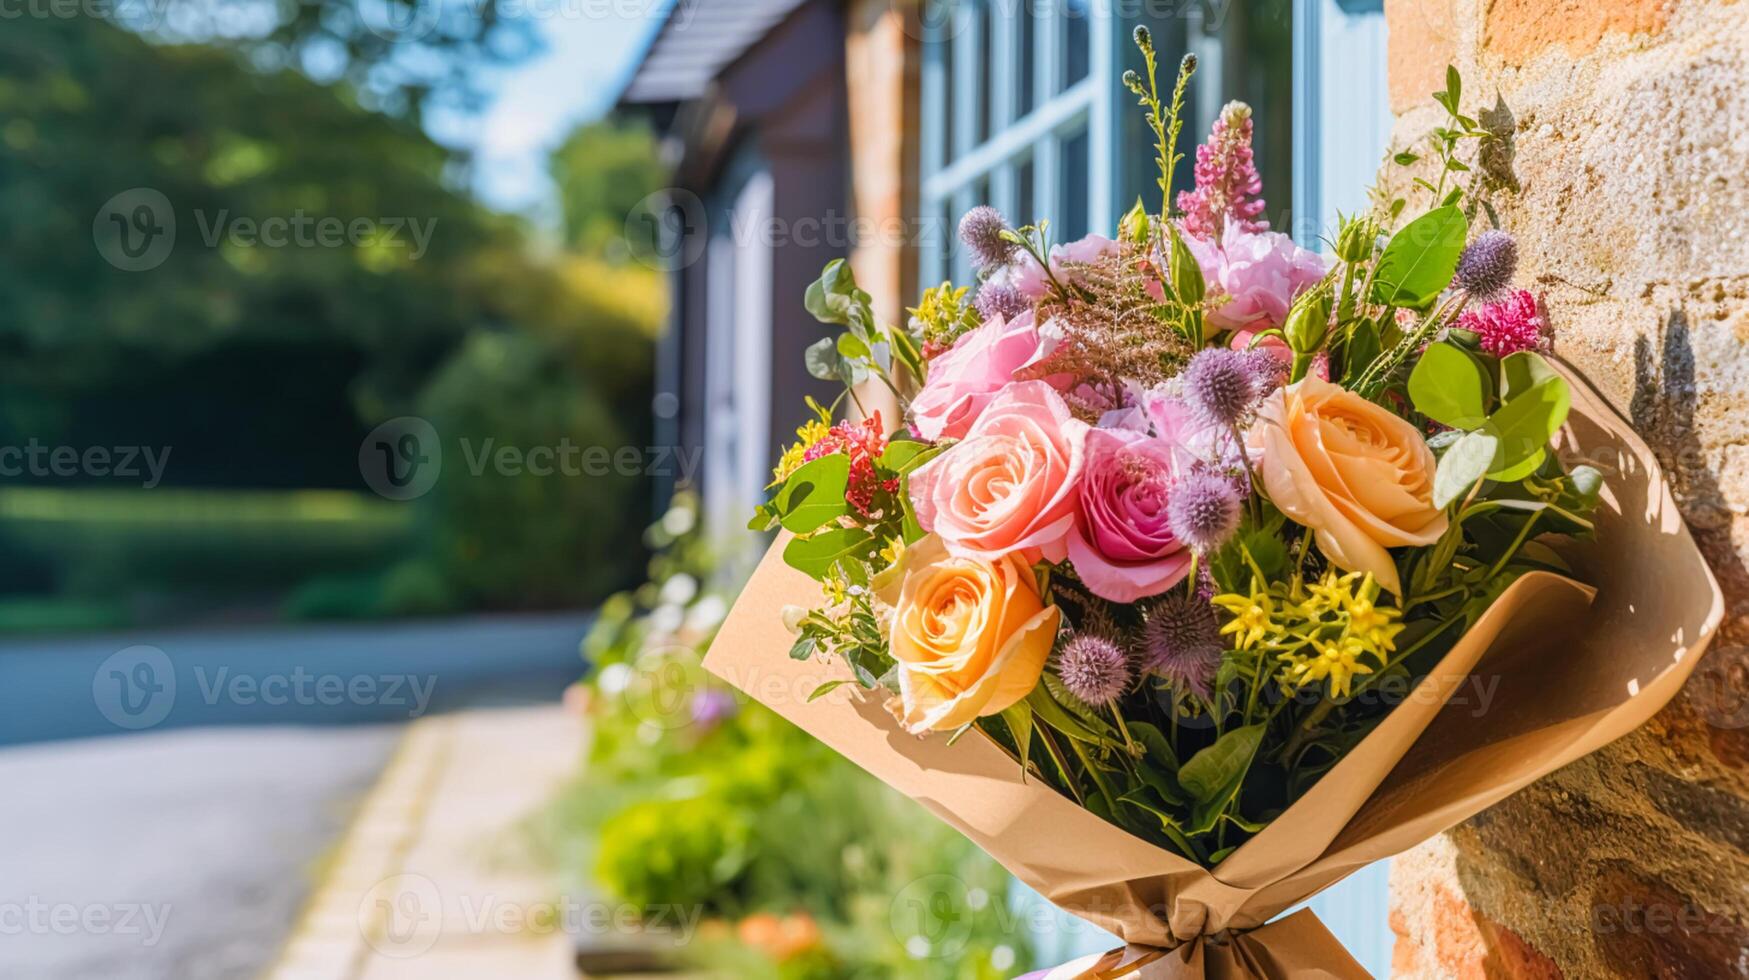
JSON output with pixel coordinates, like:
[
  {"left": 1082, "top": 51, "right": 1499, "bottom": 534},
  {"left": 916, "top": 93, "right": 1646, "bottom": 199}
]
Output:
[{"left": 1382, "top": 0, "right": 1749, "bottom": 976}]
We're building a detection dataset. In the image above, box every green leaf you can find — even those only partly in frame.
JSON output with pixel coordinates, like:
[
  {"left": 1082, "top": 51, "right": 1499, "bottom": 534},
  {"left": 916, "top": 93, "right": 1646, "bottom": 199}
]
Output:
[
  {"left": 1483, "top": 375, "right": 1570, "bottom": 478},
  {"left": 807, "top": 680, "right": 847, "bottom": 701},
  {"left": 1408, "top": 341, "right": 1490, "bottom": 429},
  {"left": 1001, "top": 702, "right": 1034, "bottom": 778},
  {"left": 1127, "top": 721, "right": 1179, "bottom": 773},
  {"left": 1499, "top": 350, "right": 1559, "bottom": 401},
  {"left": 1392, "top": 151, "right": 1421, "bottom": 166},
  {"left": 804, "top": 337, "right": 840, "bottom": 381},
  {"left": 789, "top": 634, "right": 817, "bottom": 661},
  {"left": 1445, "top": 64, "right": 1462, "bottom": 111},
  {"left": 1026, "top": 685, "right": 1113, "bottom": 745},
  {"left": 782, "top": 528, "right": 880, "bottom": 582},
  {"left": 1487, "top": 448, "right": 1545, "bottom": 483},
  {"left": 1434, "top": 429, "right": 1498, "bottom": 509},
  {"left": 774, "top": 454, "right": 851, "bottom": 533},
  {"left": 837, "top": 332, "right": 870, "bottom": 360},
  {"left": 1178, "top": 723, "right": 1264, "bottom": 804},
  {"left": 1371, "top": 205, "right": 1468, "bottom": 308},
  {"left": 878, "top": 439, "right": 937, "bottom": 475},
  {"left": 1342, "top": 319, "right": 1382, "bottom": 386}
]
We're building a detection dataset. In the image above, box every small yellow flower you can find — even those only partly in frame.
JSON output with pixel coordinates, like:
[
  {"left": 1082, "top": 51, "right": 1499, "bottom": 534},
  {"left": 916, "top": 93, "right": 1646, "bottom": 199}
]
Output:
[
  {"left": 878, "top": 536, "right": 905, "bottom": 568},
  {"left": 770, "top": 409, "right": 833, "bottom": 485},
  {"left": 1213, "top": 580, "right": 1276, "bottom": 651},
  {"left": 1283, "top": 636, "right": 1375, "bottom": 698}
]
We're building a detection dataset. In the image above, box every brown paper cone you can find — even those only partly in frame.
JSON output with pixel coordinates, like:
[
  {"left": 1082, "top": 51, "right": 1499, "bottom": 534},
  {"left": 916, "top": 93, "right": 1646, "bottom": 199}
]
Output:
[{"left": 702, "top": 360, "right": 1723, "bottom": 978}]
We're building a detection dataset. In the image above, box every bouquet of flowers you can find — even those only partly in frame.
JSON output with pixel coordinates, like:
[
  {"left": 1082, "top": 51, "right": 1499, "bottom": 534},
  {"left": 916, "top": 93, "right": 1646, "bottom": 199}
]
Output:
[{"left": 709, "top": 34, "right": 1722, "bottom": 978}]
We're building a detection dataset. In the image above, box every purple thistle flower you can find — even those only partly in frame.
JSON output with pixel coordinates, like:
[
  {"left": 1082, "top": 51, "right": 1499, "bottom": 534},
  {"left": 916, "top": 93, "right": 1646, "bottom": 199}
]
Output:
[
  {"left": 1239, "top": 347, "right": 1288, "bottom": 396},
  {"left": 1140, "top": 592, "right": 1223, "bottom": 699},
  {"left": 1182, "top": 347, "right": 1260, "bottom": 428},
  {"left": 1454, "top": 230, "right": 1518, "bottom": 300},
  {"left": 958, "top": 205, "right": 1017, "bottom": 272},
  {"left": 1167, "top": 470, "right": 1241, "bottom": 552},
  {"left": 1057, "top": 633, "right": 1132, "bottom": 704},
  {"left": 975, "top": 279, "right": 1030, "bottom": 321},
  {"left": 1176, "top": 101, "right": 1269, "bottom": 241}
]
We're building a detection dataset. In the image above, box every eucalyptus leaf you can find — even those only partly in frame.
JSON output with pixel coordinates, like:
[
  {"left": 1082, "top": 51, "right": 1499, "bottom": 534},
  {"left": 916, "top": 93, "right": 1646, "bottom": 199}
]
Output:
[
  {"left": 804, "top": 337, "right": 840, "bottom": 381},
  {"left": 1483, "top": 375, "right": 1570, "bottom": 477},
  {"left": 1408, "top": 341, "right": 1489, "bottom": 429},
  {"left": 1434, "top": 429, "right": 1498, "bottom": 509},
  {"left": 1499, "top": 350, "right": 1558, "bottom": 401}
]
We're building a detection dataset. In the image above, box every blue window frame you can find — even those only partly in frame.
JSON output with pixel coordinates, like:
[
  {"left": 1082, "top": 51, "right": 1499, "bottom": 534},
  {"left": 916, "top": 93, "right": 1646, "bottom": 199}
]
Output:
[{"left": 919, "top": 0, "right": 1301, "bottom": 284}]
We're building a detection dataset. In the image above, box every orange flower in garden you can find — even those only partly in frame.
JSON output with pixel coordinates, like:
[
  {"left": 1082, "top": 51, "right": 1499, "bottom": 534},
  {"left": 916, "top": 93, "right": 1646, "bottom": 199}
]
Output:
[
  {"left": 878, "top": 534, "right": 1058, "bottom": 734},
  {"left": 736, "top": 912, "right": 824, "bottom": 962}
]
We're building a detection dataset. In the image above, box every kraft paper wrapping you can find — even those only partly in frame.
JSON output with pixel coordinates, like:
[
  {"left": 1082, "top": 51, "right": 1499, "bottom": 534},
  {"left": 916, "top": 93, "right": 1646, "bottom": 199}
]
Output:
[{"left": 702, "top": 362, "right": 1723, "bottom": 979}]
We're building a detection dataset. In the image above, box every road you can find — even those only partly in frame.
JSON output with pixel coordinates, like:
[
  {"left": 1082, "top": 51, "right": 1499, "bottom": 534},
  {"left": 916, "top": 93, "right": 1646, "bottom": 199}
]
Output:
[
  {"left": 0, "top": 612, "right": 592, "bottom": 745},
  {"left": 0, "top": 613, "right": 593, "bottom": 979}
]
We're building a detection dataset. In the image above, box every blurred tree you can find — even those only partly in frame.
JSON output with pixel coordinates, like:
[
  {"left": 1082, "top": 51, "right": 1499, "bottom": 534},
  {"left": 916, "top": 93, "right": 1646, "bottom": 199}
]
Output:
[
  {"left": 550, "top": 116, "right": 666, "bottom": 258},
  {"left": 109, "top": 0, "right": 538, "bottom": 121},
  {"left": 0, "top": 18, "right": 659, "bottom": 613}
]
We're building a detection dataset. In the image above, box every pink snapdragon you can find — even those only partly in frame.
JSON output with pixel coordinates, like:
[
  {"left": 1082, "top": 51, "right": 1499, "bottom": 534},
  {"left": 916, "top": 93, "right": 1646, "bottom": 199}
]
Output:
[{"left": 1177, "top": 101, "right": 1269, "bottom": 240}]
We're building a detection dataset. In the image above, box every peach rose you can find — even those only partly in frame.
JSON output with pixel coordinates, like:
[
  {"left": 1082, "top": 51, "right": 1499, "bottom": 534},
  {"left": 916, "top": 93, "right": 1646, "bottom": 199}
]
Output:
[
  {"left": 1250, "top": 375, "right": 1448, "bottom": 595},
  {"left": 878, "top": 534, "right": 1059, "bottom": 733},
  {"left": 908, "top": 380, "right": 1088, "bottom": 563}
]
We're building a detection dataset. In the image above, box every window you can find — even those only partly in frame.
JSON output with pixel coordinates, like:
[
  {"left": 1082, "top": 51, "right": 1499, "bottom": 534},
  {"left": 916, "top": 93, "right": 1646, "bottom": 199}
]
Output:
[{"left": 918, "top": 0, "right": 1299, "bottom": 286}]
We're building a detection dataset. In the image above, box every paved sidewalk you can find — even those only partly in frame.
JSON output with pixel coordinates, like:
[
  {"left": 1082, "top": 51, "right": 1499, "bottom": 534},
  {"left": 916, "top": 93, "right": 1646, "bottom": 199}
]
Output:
[{"left": 267, "top": 704, "right": 585, "bottom": 980}]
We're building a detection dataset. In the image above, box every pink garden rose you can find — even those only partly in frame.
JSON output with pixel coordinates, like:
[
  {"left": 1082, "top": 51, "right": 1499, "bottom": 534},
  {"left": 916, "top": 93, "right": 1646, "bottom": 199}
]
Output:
[
  {"left": 1066, "top": 427, "right": 1194, "bottom": 602},
  {"left": 1186, "top": 228, "right": 1326, "bottom": 331},
  {"left": 910, "top": 311, "right": 1055, "bottom": 442},
  {"left": 909, "top": 381, "right": 1088, "bottom": 563}
]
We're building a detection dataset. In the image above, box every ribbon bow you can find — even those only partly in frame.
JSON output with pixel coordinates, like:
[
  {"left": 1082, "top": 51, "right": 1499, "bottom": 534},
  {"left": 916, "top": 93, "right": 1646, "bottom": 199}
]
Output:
[{"left": 1045, "top": 909, "right": 1371, "bottom": 980}]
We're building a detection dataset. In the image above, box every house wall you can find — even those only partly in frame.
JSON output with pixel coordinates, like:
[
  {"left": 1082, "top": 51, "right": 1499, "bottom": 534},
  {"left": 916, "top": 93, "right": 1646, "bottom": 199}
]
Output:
[{"left": 1380, "top": 1, "right": 1749, "bottom": 976}]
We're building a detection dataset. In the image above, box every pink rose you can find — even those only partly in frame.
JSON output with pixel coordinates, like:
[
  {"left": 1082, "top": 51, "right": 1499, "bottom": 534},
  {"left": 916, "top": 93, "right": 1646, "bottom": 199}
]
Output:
[
  {"left": 1186, "top": 228, "right": 1326, "bottom": 331},
  {"left": 909, "top": 381, "right": 1088, "bottom": 562},
  {"left": 910, "top": 312, "right": 1055, "bottom": 442},
  {"left": 1066, "top": 427, "right": 1193, "bottom": 602}
]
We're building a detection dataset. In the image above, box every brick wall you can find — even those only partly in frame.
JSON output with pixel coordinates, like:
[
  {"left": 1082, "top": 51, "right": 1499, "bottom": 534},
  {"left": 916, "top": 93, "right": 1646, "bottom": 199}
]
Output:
[{"left": 1382, "top": 1, "right": 1749, "bottom": 976}]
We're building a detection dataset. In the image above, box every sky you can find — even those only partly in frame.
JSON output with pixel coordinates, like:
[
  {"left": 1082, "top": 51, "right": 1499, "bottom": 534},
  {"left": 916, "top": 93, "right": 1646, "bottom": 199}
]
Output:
[{"left": 426, "top": 2, "right": 670, "bottom": 218}]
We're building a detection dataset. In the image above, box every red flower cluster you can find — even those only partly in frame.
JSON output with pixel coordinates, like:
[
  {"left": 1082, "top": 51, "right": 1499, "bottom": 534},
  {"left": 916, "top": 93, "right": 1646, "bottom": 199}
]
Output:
[{"left": 803, "top": 412, "right": 899, "bottom": 518}]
